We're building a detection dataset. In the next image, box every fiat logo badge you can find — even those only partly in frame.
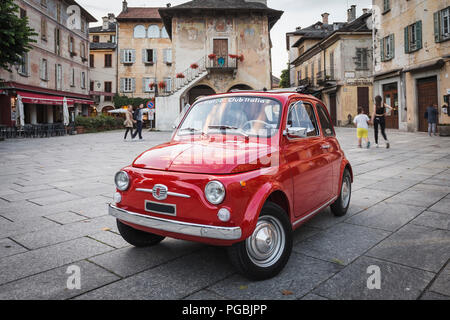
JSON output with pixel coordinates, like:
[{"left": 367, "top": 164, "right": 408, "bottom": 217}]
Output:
[{"left": 152, "top": 184, "right": 168, "bottom": 200}]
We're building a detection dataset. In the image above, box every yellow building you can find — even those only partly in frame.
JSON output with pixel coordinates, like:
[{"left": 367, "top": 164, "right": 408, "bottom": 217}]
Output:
[
  {"left": 116, "top": 1, "right": 172, "bottom": 101},
  {"left": 89, "top": 13, "right": 117, "bottom": 114},
  {"left": 373, "top": 0, "right": 450, "bottom": 132},
  {"left": 291, "top": 6, "right": 373, "bottom": 126}
]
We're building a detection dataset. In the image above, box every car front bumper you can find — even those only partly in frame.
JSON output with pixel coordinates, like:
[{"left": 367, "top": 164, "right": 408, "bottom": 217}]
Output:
[{"left": 109, "top": 203, "right": 242, "bottom": 241}]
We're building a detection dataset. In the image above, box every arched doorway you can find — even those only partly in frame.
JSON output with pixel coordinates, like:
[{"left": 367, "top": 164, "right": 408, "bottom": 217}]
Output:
[
  {"left": 188, "top": 85, "right": 216, "bottom": 105},
  {"left": 228, "top": 84, "right": 254, "bottom": 92}
]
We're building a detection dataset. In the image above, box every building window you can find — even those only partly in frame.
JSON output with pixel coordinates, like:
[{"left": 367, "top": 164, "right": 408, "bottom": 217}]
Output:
[
  {"left": 18, "top": 52, "right": 28, "bottom": 76},
  {"left": 70, "top": 68, "right": 75, "bottom": 87},
  {"left": 69, "top": 36, "right": 75, "bottom": 55},
  {"left": 109, "top": 35, "right": 116, "bottom": 43},
  {"left": 104, "top": 82, "right": 112, "bottom": 101},
  {"left": 54, "top": 28, "right": 60, "bottom": 55},
  {"left": 121, "top": 49, "right": 135, "bottom": 64},
  {"left": 56, "top": 64, "right": 62, "bottom": 90},
  {"left": 134, "top": 25, "right": 146, "bottom": 38},
  {"left": 383, "top": 0, "right": 390, "bottom": 13},
  {"left": 434, "top": 7, "right": 450, "bottom": 42},
  {"left": 20, "top": 8, "right": 26, "bottom": 19},
  {"left": 143, "top": 77, "right": 156, "bottom": 93},
  {"left": 329, "top": 51, "right": 335, "bottom": 79},
  {"left": 143, "top": 49, "right": 156, "bottom": 64},
  {"left": 41, "top": 18, "right": 47, "bottom": 41},
  {"left": 93, "top": 35, "right": 100, "bottom": 43},
  {"left": 104, "top": 54, "right": 112, "bottom": 67},
  {"left": 121, "top": 78, "right": 135, "bottom": 93},
  {"left": 354, "top": 48, "right": 369, "bottom": 70},
  {"left": 90, "top": 54, "right": 94, "bottom": 68},
  {"left": 148, "top": 25, "right": 160, "bottom": 38},
  {"left": 380, "top": 34, "right": 395, "bottom": 62},
  {"left": 81, "top": 72, "right": 86, "bottom": 89},
  {"left": 405, "top": 21, "right": 422, "bottom": 53},
  {"left": 90, "top": 81, "right": 95, "bottom": 92},
  {"left": 40, "top": 59, "right": 48, "bottom": 81},
  {"left": 80, "top": 43, "right": 86, "bottom": 60},
  {"left": 81, "top": 20, "right": 86, "bottom": 33},
  {"left": 296, "top": 70, "right": 301, "bottom": 85},
  {"left": 161, "top": 26, "right": 169, "bottom": 39}
]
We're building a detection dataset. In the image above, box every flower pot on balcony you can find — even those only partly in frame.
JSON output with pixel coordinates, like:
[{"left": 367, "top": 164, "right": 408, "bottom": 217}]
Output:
[{"left": 190, "top": 63, "right": 199, "bottom": 69}]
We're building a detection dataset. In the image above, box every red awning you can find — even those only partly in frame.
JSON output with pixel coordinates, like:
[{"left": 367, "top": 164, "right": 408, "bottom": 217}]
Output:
[
  {"left": 17, "top": 91, "right": 64, "bottom": 105},
  {"left": 69, "top": 98, "right": 94, "bottom": 105}
]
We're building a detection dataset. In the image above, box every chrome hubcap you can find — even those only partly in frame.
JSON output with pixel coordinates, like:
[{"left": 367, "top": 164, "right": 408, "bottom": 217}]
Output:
[
  {"left": 246, "top": 216, "right": 285, "bottom": 268},
  {"left": 341, "top": 176, "right": 351, "bottom": 208}
]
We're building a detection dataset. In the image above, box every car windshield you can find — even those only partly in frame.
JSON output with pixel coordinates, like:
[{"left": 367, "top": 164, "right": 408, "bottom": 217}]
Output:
[{"left": 177, "top": 96, "right": 282, "bottom": 138}]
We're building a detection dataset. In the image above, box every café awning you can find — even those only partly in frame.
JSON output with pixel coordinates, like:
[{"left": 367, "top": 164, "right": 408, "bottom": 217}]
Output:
[{"left": 16, "top": 91, "right": 94, "bottom": 105}]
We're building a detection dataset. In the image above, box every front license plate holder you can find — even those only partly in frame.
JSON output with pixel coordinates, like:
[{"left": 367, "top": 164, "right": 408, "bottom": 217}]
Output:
[{"left": 145, "top": 200, "right": 176, "bottom": 216}]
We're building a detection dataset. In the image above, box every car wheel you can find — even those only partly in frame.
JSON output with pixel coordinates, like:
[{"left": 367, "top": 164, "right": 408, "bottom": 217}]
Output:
[
  {"left": 117, "top": 219, "right": 165, "bottom": 247},
  {"left": 227, "top": 202, "right": 293, "bottom": 281},
  {"left": 330, "top": 169, "right": 352, "bottom": 217}
]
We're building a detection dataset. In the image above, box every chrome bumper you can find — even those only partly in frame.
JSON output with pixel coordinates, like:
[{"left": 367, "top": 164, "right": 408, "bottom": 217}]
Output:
[{"left": 109, "top": 204, "right": 242, "bottom": 241}]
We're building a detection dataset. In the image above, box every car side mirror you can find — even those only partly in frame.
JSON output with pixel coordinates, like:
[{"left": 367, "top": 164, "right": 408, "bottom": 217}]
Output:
[{"left": 283, "top": 127, "right": 308, "bottom": 138}]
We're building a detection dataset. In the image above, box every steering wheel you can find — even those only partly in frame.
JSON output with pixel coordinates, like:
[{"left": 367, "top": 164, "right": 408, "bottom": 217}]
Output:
[{"left": 242, "top": 120, "right": 272, "bottom": 132}]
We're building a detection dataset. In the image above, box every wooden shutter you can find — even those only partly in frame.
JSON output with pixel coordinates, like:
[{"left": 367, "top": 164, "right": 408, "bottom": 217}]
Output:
[
  {"left": 166, "top": 49, "right": 172, "bottom": 63},
  {"left": 379, "top": 39, "right": 384, "bottom": 62},
  {"left": 131, "top": 50, "right": 136, "bottom": 63},
  {"left": 120, "top": 78, "right": 125, "bottom": 92},
  {"left": 142, "top": 49, "right": 147, "bottom": 63},
  {"left": 416, "top": 20, "right": 422, "bottom": 50},
  {"left": 153, "top": 49, "right": 157, "bottom": 63},
  {"left": 389, "top": 34, "right": 395, "bottom": 59},
  {"left": 434, "top": 11, "right": 441, "bottom": 43},
  {"left": 131, "top": 78, "right": 136, "bottom": 92},
  {"left": 120, "top": 50, "right": 124, "bottom": 63},
  {"left": 404, "top": 26, "right": 410, "bottom": 53}
]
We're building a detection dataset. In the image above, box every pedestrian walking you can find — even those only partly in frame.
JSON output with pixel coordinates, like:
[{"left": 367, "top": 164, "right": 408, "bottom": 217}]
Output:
[
  {"left": 354, "top": 107, "right": 371, "bottom": 149},
  {"left": 425, "top": 103, "right": 439, "bottom": 136},
  {"left": 132, "top": 104, "right": 144, "bottom": 140},
  {"left": 371, "top": 95, "right": 393, "bottom": 149},
  {"left": 123, "top": 105, "right": 136, "bottom": 141}
]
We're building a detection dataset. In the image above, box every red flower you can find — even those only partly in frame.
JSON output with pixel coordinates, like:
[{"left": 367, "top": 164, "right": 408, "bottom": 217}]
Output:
[
  {"left": 190, "top": 63, "right": 199, "bottom": 69},
  {"left": 229, "top": 54, "right": 239, "bottom": 59},
  {"left": 176, "top": 73, "right": 185, "bottom": 79},
  {"left": 158, "top": 81, "right": 166, "bottom": 89},
  {"left": 149, "top": 82, "right": 155, "bottom": 89},
  {"left": 238, "top": 54, "right": 244, "bottom": 62},
  {"left": 208, "top": 54, "right": 217, "bottom": 60}
]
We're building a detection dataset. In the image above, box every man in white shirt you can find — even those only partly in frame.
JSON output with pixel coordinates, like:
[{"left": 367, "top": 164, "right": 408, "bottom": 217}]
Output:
[{"left": 353, "top": 107, "right": 371, "bottom": 149}]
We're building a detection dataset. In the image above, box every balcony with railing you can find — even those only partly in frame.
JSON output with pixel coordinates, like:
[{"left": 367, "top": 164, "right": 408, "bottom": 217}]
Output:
[
  {"left": 316, "top": 69, "right": 336, "bottom": 85},
  {"left": 206, "top": 55, "right": 238, "bottom": 73},
  {"left": 298, "top": 77, "right": 312, "bottom": 86}
]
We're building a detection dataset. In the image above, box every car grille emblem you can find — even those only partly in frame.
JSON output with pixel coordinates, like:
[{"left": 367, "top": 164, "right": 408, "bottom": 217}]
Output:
[{"left": 152, "top": 184, "right": 168, "bottom": 201}]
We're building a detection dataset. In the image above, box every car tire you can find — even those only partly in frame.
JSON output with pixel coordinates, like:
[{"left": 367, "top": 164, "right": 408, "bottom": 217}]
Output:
[
  {"left": 227, "top": 202, "right": 293, "bottom": 281},
  {"left": 117, "top": 219, "right": 165, "bottom": 247},
  {"left": 330, "top": 169, "right": 352, "bottom": 217}
]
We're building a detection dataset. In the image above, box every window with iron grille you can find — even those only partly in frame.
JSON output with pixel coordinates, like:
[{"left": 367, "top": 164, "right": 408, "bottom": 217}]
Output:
[
  {"left": 405, "top": 21, "right": 422, "bottom": 53},
  {"left": 380, "top": 34, "right": 395, "bottom": 62},
  {"left": 354, "top": 48, "right": 369, "bottom": 70},
  {"left": 434, "top": 7, "right": 450, "bottom": 42}
]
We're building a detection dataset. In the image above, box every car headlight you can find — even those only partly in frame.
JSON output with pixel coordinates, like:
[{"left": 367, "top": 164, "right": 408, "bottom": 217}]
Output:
[
  {"left": 115, "top": 171, "right": 130, "bottom": 191},
  {"left": 205, "top": 180, "right": 226, "bottom": 205}
]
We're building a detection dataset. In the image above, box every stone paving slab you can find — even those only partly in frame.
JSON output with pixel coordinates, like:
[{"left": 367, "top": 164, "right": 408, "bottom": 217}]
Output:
[
  {"left": 0, "top": 238, "right": 28, "bottom": 259},
  {"left": 367, "top": 224, "right": 450, "bottom": 273},
  {"left": 411, "top": 211, "right": 450, "bottom": 231},
  {"left": 313, "top": 256, "right": 435, "bottom": 300},
  {"left": 0, "top": 260, "right": 119, "bottom": 300},
  {"left": 429, "top": 263, "right": 450, "bottom": 297}
]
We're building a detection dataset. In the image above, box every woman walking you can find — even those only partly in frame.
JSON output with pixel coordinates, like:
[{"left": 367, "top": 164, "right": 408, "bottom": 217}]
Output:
[
  {"left": 372, "top": 95, "right": 393, "bottom": 149},
  {"left": 123, "top": 105, "right": 136, "bottom": 141}
]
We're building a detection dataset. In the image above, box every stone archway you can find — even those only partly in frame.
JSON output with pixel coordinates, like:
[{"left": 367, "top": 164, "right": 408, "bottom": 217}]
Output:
[
  {"left": 228, "top": 84, "right": 254, "bottom": 92},
  {"left": 188, "top": 85, "right": 216, "bottom": 105}
]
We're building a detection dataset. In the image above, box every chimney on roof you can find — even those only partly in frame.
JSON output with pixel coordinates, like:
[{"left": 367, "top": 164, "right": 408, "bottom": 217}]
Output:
[
  {"left": 102, "top": 16, "right": 109, "bottom": 30},
  {"left": 122, "top": 0, "right": 128, "bottom": 13},
  {"left": 362, "top": 8, "right": 369, "bottom": 14},
  {"left": 347, "top": 5, "right": 356, "bottom": 22},
  {"left": 321, "top": 13, "right": 329, "bottom": 25}
]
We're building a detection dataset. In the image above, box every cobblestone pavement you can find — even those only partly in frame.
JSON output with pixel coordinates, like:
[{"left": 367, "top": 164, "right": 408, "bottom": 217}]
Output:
[{"left": 0, "top": 128, "right": 449, "bottom": 300}]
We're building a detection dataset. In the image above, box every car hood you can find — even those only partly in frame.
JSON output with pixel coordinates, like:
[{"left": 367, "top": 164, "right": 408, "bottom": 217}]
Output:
[{"left": 132, "top": 140, "right": 279, "bottom": 174}]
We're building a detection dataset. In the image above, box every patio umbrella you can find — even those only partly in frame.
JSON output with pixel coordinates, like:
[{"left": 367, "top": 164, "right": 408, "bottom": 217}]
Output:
[
  {"left": 63, "top": 97, "right": 70, "bottom": 126},
  {"left": 107, "top": 109, "right": 127, "bottom": 114},
  {"left": 16, "top": 95, "right": 25, "bottom": 127}
]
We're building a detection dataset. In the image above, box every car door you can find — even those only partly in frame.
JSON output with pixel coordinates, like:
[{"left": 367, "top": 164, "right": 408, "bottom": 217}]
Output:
[
  {"left": 315, "top": 102, "right": 340, "bottom": 200},
  {"left": 282, "top": 100, "right": 331, "bottom": 217}
]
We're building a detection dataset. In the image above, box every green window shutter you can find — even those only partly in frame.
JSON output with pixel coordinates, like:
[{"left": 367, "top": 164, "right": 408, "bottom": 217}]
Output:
[
  {"left": 389, "top": 34, "right": 395, "bottom": 59},
  {"left": 380, "top": 39, "right": 385, "bottom": 62},
  {"left": 434, "top": 11, "right": 441, "bottom": 43},
  {"left": 404, "top": 26, "right": 410, "bottom": 53},
  {"left": 416, "top": 21, "right": 422, "bottom": 50}
]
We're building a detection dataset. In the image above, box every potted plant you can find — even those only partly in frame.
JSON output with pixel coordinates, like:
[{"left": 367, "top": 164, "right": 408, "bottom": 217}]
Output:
[
  {"left": 208, "top": 53, "right": 217, "bottom": 60},
  {"left": 176, "top": 73, "right": 185, "bottom": 79},
  {"left": 190, "top": 63, "right": 199, "bottom": 69},
  {"left": 149, "top": 82, "right": 156, "bottom": 90},
  {"left": 158, "top": 81, "right": 167, "bottom": 90},
  {"left": 438, "top": 123, "right": 450, "bottom": 136},
  {"left": 229, "top": 54, "right": 239, "bottom": 59}
]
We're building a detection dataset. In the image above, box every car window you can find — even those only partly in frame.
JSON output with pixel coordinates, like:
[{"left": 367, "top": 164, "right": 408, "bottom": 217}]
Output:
[
  {"left": 287, "top": 101, "right": 319, "bottom": 137},
  {"left": 316, "top": 104, "right": 335, "bottom": 137}
]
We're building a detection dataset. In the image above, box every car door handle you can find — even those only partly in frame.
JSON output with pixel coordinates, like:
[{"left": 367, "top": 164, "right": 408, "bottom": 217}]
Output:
[{"left": 321, "top": 144, "right": 331, "bottom": 150}]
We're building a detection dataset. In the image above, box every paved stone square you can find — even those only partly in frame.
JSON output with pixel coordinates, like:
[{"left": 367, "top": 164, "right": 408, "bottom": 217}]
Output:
[{"left": 0, "top": 128, "right": 449, "bottom": 300}]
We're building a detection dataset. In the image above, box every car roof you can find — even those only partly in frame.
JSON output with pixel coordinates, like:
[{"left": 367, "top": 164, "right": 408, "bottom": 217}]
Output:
[{"left": 195, "top": 91, "right": 323, "bottom": 106}]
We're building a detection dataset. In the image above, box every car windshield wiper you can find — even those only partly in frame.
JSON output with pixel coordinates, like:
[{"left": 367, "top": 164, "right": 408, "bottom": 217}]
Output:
[
  {"left": 208, "top": 125, "right": 249, "bottom": 138},
  {"left": 179, "top": 128, "right": 207, "bottom": 136}
]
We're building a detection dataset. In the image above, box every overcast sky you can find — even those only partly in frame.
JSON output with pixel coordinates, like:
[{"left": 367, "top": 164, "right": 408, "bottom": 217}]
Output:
[{"left": 78, "top": 0, "right": 372, "bottom": 77}]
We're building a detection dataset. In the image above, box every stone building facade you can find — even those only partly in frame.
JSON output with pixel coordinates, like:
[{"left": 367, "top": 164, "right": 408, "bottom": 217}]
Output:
[
  {"left": 89, "top": 13, "right": 117, "bottom": 114},
  {"left": 0, "top": 0, "right": 96, "bottom": 126},
  {"left": 373, "top": 0, "right": 450, "bottom": 132}
]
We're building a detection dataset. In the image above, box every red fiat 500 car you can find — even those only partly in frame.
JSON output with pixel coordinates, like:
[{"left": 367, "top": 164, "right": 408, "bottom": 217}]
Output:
[{"left": 110, "top": 91, "right": 353, "bottom": 280}]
